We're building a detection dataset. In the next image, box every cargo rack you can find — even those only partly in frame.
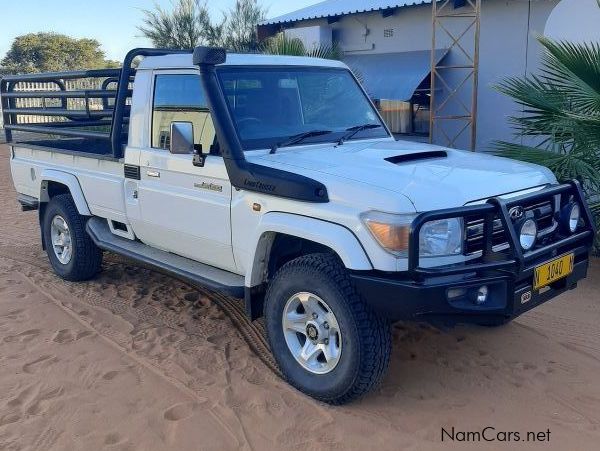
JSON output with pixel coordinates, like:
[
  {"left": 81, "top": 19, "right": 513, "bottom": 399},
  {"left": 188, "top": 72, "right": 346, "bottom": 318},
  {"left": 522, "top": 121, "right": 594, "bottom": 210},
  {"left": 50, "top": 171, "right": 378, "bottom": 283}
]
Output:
[{"left": 1, "top": 48, "right": 192, "bottom": 159}]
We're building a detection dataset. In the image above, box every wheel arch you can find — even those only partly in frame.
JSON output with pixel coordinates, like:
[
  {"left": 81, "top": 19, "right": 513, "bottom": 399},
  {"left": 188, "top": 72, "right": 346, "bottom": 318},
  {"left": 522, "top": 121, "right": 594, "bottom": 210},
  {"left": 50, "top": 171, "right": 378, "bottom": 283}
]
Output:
[
  {"left": 244, "top": 212, "right": 372, "bottom": 320},
  {"left": 39, "top": 170, "right": 91, "bottom": 216}
]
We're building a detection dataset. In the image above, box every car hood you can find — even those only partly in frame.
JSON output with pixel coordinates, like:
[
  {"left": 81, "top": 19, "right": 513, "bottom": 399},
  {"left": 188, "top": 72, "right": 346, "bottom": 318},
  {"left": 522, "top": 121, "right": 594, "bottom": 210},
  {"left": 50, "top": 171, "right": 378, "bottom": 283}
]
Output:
[{"left": 251, "top": 139, "right": 556, "bottom": 210}]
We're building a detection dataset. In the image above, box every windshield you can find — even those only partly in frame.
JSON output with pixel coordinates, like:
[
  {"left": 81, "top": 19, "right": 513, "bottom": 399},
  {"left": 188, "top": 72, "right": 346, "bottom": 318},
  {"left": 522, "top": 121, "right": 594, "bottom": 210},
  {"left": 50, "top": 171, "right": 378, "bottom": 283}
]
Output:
[{"left": 216, "top": 67, "right": 389, "bottom": 150}]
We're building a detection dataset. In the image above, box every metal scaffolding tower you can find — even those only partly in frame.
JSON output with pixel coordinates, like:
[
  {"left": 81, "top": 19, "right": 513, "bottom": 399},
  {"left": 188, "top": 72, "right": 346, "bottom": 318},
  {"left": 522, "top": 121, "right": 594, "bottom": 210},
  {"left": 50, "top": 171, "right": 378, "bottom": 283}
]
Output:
[{"left": 429, "top": 0, "right": 481, "bottom": 150}]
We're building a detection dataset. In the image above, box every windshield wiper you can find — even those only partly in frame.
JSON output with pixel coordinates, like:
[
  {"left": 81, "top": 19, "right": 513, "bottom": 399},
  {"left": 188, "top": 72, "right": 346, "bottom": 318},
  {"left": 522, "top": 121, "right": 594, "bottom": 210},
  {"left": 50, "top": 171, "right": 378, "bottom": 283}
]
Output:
[
  {"left": 270, "top": 129, "right": 333, "bottom": 154},
  {"left": 338, "top": 123, "right": 383, "bottom": 144}
]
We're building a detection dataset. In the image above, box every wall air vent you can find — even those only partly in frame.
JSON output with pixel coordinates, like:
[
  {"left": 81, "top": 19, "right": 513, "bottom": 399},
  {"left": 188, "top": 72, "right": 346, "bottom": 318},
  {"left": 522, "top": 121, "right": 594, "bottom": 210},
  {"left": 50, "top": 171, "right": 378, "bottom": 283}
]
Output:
[{"left": 384, "top": 150, "right": 447, "bottom": 165}]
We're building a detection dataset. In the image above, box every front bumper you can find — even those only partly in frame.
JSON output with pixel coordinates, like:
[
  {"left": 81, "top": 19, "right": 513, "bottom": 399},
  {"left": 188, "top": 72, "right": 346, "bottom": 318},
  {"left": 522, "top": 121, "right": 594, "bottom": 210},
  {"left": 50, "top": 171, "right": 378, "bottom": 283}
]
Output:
[
  {"left": 350, "top": 246, "right": 590, "bottom": 323},
  {"left": 350, "top": 181, "right": 596, "bottom": 324}
]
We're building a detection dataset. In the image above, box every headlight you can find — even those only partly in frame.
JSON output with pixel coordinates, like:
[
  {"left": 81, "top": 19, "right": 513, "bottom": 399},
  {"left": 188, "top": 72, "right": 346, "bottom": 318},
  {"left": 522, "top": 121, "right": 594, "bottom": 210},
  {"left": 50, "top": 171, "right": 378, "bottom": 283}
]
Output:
[
  {"left": 361, "top": 212, "right": 463, "bottom": 257},
  {"left": 569, "top": 203, "right": 581, "bottom": 232},
  {"left": 561, "top": 202, "right": 580, "bottom": 233},
  {"left": 419, "top": 218, "right": 463, "bottom": 257},
  {"left": 518, "top": 218, "right": 537, "bottom": 250}
]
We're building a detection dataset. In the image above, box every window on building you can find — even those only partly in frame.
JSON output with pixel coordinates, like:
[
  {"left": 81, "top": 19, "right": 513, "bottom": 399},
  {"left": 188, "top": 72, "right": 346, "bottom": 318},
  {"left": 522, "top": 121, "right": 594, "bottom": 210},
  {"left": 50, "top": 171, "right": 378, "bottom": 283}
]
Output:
[
  {"left": 151, "top": 74, "right": 216, "bottom": 152},
  {"left": 383, "top": 28, "right": 394, "bottom": 38}
]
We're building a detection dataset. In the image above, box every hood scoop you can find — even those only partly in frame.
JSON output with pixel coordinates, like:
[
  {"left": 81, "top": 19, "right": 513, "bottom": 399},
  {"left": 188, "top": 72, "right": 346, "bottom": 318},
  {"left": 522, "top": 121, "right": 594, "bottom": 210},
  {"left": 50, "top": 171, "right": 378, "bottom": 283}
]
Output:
[{"left": 385, "top": 150, "right": 447, "bottom": 165}]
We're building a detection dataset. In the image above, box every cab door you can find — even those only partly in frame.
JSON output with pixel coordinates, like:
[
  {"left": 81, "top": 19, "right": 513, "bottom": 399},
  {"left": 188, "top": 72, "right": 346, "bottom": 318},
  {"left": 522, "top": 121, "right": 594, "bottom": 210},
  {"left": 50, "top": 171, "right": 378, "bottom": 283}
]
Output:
[{"left": 134, "top": 70, "right": 237, "bottom": 273}]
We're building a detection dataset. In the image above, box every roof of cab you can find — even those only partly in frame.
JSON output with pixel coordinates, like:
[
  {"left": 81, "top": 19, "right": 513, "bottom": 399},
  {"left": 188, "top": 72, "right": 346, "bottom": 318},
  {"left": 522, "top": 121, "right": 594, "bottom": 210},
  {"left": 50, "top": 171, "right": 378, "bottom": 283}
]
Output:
[{"left": 137, "top": 52, "right": 348, "bottom": 70}]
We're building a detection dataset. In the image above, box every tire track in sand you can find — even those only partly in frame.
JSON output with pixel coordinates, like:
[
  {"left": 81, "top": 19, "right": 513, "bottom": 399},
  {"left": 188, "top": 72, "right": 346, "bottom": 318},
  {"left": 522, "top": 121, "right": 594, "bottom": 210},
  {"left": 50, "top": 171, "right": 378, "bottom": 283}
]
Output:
[
  {"left": 13, "top": 269, "right": 253, "bottom": 451},
  {"left": 0, "top": 244, "right": 281, "bottom": 377}
]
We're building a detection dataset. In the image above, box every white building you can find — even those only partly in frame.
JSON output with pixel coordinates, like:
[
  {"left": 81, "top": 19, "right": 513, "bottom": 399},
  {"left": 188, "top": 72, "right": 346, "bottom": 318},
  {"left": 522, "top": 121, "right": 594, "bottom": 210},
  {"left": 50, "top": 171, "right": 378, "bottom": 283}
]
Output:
[{"left": 258, "top": 0, "right": 600, "bottom": 150}]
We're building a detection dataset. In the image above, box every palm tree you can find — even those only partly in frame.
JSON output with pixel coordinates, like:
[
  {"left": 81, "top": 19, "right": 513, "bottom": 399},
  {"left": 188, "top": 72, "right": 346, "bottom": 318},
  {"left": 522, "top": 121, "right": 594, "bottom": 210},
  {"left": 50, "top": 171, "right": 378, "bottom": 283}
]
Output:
[
  {"left": 262, "top": 33, "right": 342, "bottom": 60},
  {"left": 493, "top": 35, "right": 600, "bottom": 245},
  {"left": 261, "top": 34, "right": 365, "bottom": 83}
]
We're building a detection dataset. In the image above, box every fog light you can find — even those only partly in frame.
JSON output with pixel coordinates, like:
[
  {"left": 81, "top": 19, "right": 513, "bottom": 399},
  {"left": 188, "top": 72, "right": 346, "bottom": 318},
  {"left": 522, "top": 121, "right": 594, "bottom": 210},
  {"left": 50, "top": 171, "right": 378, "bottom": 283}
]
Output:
[
  {"left": 447, "top": 287, "right": 468, "bottom": 300},
  {"left": 561, "top": 202, "right": 580, "bottom": 234},
  {"left": 475, "top": 285, "right": 488, "bottom": 305},
  {"left": 519, "top": 218, "right": 537, "bottom": 251}
]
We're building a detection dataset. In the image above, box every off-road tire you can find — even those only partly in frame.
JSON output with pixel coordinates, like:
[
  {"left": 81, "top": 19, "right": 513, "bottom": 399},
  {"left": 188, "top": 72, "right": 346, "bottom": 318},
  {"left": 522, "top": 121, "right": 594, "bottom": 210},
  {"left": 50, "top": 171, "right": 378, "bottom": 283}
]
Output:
[
  {"left": 42, "top": 194, "right": 102, "bottom": 281},
  {"left": 264, "top": 253, "right": 391, "bottom": 404}
]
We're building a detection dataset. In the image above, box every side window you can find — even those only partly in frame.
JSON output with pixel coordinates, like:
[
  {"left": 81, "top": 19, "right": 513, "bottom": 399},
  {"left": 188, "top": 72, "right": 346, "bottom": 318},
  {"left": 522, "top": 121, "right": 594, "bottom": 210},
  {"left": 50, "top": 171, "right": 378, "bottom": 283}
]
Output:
[
  {"left": 220, "top": 76, "right": 304, "bottom": 139},
  {"left": 151, "top": 74, "right": 216, "bottom": 152}
]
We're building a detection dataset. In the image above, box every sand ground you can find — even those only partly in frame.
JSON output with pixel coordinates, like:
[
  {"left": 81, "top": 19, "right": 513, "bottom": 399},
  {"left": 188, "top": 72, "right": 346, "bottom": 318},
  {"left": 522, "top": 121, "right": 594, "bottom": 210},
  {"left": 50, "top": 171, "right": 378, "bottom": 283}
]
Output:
[{"left": 0, "top": 144, "right": 599, "bottom": 451}]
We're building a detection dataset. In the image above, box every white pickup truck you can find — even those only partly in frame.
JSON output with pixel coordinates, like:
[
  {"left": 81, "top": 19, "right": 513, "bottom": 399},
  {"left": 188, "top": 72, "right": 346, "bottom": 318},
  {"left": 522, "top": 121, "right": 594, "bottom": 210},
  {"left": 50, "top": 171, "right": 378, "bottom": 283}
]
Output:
[{"left": 1, "top": 47, "right": 595, "bottom": 404}]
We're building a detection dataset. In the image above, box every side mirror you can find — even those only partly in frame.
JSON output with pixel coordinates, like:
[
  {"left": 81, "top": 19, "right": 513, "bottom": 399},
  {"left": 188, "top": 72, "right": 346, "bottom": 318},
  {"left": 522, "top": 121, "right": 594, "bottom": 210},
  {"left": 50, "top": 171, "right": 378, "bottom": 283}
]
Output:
[{"left": 169, "top": 121, "right": 194, "bottom": 154}]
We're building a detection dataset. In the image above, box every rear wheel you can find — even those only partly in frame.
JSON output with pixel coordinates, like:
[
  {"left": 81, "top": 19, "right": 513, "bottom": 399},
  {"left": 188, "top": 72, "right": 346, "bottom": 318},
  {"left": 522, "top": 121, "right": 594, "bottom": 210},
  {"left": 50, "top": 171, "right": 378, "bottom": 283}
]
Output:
[
  {"left": 264, "top": 253, "right": 391, "bottom": 404},
  {"left": 42, "top": 194, "right": 102, "bottom": 281}
]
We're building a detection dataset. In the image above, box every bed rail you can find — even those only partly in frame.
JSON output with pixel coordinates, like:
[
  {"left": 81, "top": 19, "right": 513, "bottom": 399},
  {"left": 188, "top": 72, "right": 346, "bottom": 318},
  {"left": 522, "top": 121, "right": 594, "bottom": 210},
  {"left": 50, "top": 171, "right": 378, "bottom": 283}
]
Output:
[
  {"left": 1, "top": 48, "right": 192, "bottom": 158},
  {"left": 1, "top": 68, "right": 127, "bottom": 149}
]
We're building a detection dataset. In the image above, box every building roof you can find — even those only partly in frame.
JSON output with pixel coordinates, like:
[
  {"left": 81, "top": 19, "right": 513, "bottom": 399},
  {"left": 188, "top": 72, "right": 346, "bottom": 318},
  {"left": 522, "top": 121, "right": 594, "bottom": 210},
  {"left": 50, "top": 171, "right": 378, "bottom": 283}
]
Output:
[
  {"left": 260, "top": 0, "right": 433, "bottom": 26},
  {"left": 137, "top": 52, "right": 348, "bottom": 70}
]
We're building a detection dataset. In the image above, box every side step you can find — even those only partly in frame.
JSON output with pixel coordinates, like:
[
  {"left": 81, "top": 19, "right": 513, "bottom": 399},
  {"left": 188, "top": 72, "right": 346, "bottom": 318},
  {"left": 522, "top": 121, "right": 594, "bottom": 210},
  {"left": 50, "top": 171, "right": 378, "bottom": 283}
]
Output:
[
  {"left": 86, "top": 217, "right": 245, "bottom": 298},
  {"left": 17, "top": 193, "right": 39, "bottom": 211}
]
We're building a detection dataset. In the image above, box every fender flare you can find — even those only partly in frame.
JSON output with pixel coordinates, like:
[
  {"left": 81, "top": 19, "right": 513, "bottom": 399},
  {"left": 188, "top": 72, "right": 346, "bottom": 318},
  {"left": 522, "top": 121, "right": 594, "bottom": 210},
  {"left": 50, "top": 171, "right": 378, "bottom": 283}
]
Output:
[
  {"left": 245, "top": 212, "right": 372, "bottom": 287},
  {"left": 39, "top": 169, "right": 91, "bottom": 216}
]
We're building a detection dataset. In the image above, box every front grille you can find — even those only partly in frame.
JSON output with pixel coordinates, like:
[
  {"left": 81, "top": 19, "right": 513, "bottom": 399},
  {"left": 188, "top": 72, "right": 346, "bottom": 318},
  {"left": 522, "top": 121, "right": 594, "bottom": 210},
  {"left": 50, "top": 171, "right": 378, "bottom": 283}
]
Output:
[{"left": 465, "top": 197, "right": 556, "bottom": 255}]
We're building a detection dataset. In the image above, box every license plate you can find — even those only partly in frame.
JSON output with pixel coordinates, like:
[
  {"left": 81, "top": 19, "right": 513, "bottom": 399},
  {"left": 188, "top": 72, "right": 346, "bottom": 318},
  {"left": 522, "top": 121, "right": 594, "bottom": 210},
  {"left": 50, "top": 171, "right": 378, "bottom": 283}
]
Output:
[{"left": 533, "top": 253, "right": 574, "bottom": 290}]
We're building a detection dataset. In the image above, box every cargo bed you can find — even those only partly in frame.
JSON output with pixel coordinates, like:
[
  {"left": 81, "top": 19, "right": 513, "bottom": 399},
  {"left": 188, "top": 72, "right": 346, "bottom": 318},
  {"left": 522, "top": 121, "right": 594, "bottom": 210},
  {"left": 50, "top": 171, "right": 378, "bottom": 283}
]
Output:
[{"left": 11, "top": 136, "right": 115, "bottom": 158}]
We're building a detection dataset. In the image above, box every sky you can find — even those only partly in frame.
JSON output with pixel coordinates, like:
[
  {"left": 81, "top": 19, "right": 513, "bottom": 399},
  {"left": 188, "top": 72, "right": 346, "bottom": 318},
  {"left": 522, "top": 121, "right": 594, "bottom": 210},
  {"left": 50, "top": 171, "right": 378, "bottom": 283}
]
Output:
[{"left": 0, "top": 0, "right": 317, "bottom": 62}]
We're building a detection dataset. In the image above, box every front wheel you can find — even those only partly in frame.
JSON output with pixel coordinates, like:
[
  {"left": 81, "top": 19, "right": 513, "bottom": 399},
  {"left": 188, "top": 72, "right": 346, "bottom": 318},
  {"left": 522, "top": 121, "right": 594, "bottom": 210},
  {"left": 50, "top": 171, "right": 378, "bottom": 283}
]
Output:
[
  {"left": 42, "top": 194, "right": 103, "bottom": 281},
  {"left": 264, "top": 253, "right": 391, "bottom": 404}
]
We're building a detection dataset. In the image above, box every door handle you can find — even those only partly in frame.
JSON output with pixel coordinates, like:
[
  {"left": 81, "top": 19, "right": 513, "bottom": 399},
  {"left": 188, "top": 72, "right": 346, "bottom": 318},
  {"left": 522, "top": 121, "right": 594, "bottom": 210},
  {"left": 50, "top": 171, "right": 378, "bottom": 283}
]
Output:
[{"left": 146, "top": 170, "right": 160, "bottom": 178}]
